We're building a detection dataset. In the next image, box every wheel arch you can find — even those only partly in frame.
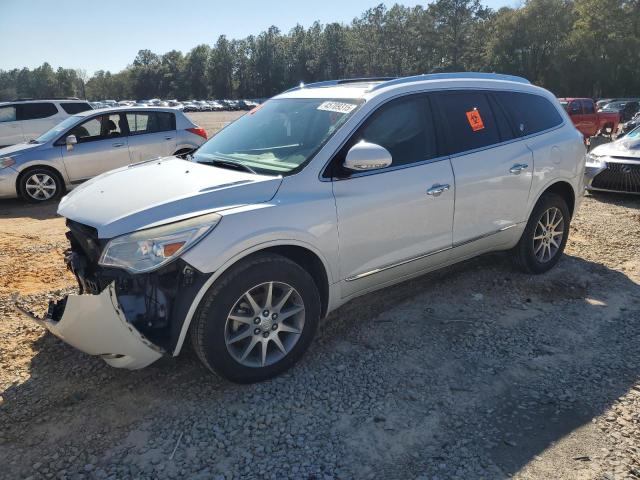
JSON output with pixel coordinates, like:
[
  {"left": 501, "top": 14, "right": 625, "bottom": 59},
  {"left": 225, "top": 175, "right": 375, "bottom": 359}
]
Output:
[
  {"left": 539, "top": 180, "right": 576, "bottom": 218},
  {"left": 173, "top": 241, "right": 332, "bottom": 356},
  {"left": 16, "top": 164, "right": 67, "bottom": 195}
]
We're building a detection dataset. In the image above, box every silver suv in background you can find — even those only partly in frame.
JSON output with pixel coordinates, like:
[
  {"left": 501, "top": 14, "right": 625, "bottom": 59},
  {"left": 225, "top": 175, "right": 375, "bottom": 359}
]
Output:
[
  {"left": 0, "top": 99, "right": 93, "bottom": 147},
  {"left": 0, "top": 106, "right": 208, "bottom": 202},
  {"left": 35, "top": 73, "right": 585, "bottom": 383}
]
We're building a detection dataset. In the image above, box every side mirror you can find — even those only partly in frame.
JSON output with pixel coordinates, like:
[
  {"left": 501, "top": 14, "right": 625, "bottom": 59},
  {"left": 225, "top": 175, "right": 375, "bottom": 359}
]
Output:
[
  {"left": 66, "top": 135, "right": 77, "bottom": 151},
  {"left": 343, "top": 141, "right": 392, "bottom": 172}
]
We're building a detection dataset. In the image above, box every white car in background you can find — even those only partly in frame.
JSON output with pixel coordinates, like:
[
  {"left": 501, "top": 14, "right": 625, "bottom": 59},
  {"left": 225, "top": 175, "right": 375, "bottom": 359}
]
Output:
[
  {"left": 0, "top": 106, "right": 207, "bottom": 202},
  {"left": 0, "top": 99, "right": 92, "bottom": 147},
  {"left": 35, "top": 73, "right": 585, "bottom": 383},
  {"left": 585, "top": 125, "right": 640, "bottom": 194}
]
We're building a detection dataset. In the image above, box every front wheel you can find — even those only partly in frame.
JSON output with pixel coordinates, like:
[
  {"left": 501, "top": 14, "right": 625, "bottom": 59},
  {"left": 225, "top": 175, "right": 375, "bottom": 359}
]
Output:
[
  {"left": 190, "top": 253, "right": 321, "bottom": 383},
  {"left": 511, "top": 193, "right": 571, "bottom": 274},
  {"left": 18, "top": 168, "right": 64, "bottom": 203}
]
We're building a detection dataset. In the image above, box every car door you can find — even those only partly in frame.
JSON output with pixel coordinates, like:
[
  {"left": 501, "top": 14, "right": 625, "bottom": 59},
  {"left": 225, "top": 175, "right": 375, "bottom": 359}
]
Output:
[
  {"left": 567, "top": 100, "right": 584, "bottom": 131},
  {"left": 0, "top": 104, "right": 25, "bottom": 146},
  {"left": 125, "top": 111, "right": 177, "bottom": 162},
  {"left": 60, "top": 113, "right": 130, "bottom": 182},
  {"left": 580, "top": 100, "right": 598, "bottom": 136},
  {"left": 329, "top": 94, "right": 455, "bottom": 298},
  {"left": 433, "top": 90, "right": 533, "bottom": 247}
]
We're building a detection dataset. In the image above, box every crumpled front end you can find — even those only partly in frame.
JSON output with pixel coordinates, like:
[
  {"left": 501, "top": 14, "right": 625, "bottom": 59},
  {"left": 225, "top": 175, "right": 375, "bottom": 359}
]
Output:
[
  {"left": 45, "top": 284, "right": 162, "bottom": 369},
  {"left": 34, "top": 219, "right": 211, "bottom": 369}
]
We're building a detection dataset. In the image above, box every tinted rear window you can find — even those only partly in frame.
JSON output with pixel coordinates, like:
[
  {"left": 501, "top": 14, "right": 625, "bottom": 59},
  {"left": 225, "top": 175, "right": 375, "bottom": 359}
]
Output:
[
  {"left": 126, "top": 112, "right": 175, "bottom": 135},
  {"left": 61, "top": 102, "right": 92, "bottom": 114},
  {"left": 17, "top": 102, "right": 58, "bottom": 120},
  {"left": 156, "top": 112, "right": 175, "bottom": 132},
  {"left": 435, "top": 91, "right": 500, "bottom": 155},
  {"left": 495, "top": 92, "right": 563, "bottom": 136}
]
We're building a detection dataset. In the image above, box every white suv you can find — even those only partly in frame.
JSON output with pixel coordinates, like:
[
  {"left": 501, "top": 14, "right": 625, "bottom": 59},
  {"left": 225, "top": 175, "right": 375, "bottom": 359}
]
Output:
[
  {"left": 0, "top": 99, "right": 92, "bottom": 147},
  {"left": 34, "top": 73, "right": 585, "bottom": 383}
]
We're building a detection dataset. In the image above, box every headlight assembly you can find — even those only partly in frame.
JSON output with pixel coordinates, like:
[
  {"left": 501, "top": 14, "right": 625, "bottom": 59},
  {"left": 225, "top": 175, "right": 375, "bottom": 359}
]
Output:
[
  {"left": 0, "top": 157, "right": 15, "bottom": 169},
  {"left": 585, "top": 153, "right": 605, "bottom": 168},
  {"left": 99, "top": 212, "right": 221, "bottom": 273}
]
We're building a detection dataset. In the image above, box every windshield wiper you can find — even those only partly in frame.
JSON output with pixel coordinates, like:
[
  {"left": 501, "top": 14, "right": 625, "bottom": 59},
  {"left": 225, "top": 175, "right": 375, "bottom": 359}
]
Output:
[{"left": 206, "top": 159, "right": 257, "bottom": 175}]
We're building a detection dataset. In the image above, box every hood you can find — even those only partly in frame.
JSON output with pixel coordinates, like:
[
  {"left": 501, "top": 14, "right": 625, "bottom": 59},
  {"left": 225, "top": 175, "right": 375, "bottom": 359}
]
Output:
[
  {"left": 58, "top": 157, "right": 282, "bottom": 238},
  {"left": 592, "top": 136, "right": 640, "bottom": 159},
  {"left": 0, "top": 142, "right": 44, "bottom": 157}
]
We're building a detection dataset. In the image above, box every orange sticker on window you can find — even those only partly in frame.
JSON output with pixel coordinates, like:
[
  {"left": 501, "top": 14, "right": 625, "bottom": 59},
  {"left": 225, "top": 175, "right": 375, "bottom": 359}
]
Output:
[{"left": 466, "top": 109, "right": 485, "bottom": 131}]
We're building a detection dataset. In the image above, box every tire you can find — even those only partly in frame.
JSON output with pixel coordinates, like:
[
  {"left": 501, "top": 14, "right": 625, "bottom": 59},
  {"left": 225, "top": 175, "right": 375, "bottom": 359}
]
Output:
[
  {"left": 18, "top": 167, "right": 64, "bottom": 203},
  {"left": 511, "top": 193, "right": 571, "bottom": 274},
  {"left": 190, "top": 252, "right": 321, "bottom": 383}
]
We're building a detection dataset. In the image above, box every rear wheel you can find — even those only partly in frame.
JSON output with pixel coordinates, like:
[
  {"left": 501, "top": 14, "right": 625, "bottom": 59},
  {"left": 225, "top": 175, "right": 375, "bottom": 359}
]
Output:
[
  {"left": 512, "top": 193, "right": 570, "bottom": 274},
  {"left": 190, "top": 253, "right": 320, "bottom": 383},
  {"left": 18, "top": 168, "right": 64, "bottom": 203}
]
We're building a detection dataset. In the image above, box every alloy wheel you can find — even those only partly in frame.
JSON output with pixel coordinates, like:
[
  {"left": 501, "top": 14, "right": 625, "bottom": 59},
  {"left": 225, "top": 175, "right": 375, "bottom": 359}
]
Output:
[
  {"left": 224, "top": 281, "right": 305, "bottom": 368},
  {"left": 533, "top": 207, "right": 565, "bottom": 262},
  {"left": 25, "top": 173, "right": 57, "bottom": 201}
]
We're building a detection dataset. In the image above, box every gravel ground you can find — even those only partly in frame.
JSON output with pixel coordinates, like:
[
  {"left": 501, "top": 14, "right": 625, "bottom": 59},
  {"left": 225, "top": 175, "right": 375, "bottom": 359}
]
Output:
[{"left": 0, "top": 176, "right": 639, "bottom": 478}]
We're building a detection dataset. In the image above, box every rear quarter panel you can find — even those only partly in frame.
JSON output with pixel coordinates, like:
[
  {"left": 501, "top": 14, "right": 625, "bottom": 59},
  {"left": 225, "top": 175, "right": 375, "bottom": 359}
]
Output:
[{"left": 525, "top": 124, "right": 585, "bottom": 217}]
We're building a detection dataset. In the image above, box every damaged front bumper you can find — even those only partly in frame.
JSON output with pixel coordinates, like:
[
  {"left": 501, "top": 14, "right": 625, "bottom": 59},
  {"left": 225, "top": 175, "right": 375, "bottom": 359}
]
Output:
[
  {"left": 44, "top": 283, "right": 163, "bottom": 369},
  {"left": 21, "top": 219, "right": 212, "bottom": 370}
]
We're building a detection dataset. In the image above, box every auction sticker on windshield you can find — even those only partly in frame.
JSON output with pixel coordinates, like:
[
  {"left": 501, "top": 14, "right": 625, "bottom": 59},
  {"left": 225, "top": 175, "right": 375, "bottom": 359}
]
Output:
[{"left": 317, "top": 101, "right": 358, "bottom": 114}]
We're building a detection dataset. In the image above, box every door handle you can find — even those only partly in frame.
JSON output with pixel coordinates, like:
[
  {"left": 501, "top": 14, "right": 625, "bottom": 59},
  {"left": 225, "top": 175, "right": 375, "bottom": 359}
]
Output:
[
  {"left": 509, "top": 163, "right": 529, "bottom": 174},
  {"left": 426, "top": 184, "right": 450, "bottom": 196},
  {"left": 112, "top": 142, "right": 124, "bottom": 147},
  {"left": 165, "top": 136, "right": 173, "bottom": 140}
]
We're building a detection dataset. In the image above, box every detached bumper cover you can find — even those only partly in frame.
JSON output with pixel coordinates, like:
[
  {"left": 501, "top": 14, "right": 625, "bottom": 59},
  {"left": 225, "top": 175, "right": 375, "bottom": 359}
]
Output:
[{"left": 45, "top": 283, "right": 163, "bottom": 369}]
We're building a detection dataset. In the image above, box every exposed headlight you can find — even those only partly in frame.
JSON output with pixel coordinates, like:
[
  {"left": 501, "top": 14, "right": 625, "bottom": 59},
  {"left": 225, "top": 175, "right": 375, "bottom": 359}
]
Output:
[
  {"left": 585, "top": 153, "right": 606, "bottom": 168},
  {"left": 99, "top": 212, "right": 221, "bottom": 273},
  {"left": 0, "top": 157, "right": 15, "bottom": 169}
]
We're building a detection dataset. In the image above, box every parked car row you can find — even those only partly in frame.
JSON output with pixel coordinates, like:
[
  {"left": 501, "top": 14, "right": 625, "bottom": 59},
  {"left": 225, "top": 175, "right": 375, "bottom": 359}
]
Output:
[{"left": 91, "top": 98, "right": 261, "bottom": 112}]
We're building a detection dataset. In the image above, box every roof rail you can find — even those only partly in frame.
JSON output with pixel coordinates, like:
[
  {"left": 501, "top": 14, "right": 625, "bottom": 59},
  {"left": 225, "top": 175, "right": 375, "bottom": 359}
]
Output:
[
  {"left": 371, "top": 72, "right": 531, "bottom": 91},
  {"left": 284, "top": 77, "right": 396, "bottom": 93},
  {"left": 11, "top": 97, "right": 82, "bottom": 102}
]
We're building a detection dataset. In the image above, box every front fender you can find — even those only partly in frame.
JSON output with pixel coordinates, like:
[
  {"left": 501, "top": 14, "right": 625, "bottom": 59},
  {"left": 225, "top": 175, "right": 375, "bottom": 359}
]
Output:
[
  {"left": 15, "top": 155, "right": 70, "bottom": 185},
  {"left": 174, "top": 237, "right": 335, "bottom": 356}
]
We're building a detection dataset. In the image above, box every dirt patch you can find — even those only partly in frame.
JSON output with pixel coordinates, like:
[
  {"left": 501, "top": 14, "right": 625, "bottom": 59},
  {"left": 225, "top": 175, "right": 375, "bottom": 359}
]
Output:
[{"left": 0, "top": 192, "right": 639, "bottom": 479}]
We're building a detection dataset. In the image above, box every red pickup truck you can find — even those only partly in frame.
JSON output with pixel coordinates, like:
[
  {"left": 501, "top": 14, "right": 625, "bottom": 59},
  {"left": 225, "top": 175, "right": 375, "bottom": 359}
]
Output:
[{"left": 558, "top": 98, "right": 620, "bottom": 138}]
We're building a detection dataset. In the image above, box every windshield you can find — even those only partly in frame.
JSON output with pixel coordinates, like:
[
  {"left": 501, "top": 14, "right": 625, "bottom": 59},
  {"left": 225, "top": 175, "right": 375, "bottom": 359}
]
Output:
[
  {"left": 193, "top": 98, "right": 364, "bottom": 174},
  {"left": 627, "top": 126, "right": 640, "bottom": 138},
  {"left": 602, "top": 102, "right": 625, "bottom": 110},
  {"left": 34, "top": 115, "right": 82, "bottom": 143}
]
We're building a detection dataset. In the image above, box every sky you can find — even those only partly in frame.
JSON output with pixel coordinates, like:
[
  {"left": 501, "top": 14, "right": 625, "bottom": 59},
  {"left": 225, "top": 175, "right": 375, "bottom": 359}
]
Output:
[{"left": 0, "top": 0, "right": 515, "bottom": 75}]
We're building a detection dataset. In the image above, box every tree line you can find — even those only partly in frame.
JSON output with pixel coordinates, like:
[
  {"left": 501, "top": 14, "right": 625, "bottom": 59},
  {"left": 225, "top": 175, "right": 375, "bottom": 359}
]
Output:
[{"left": 1, "top": 0, "right": 638, "bottom": 102}]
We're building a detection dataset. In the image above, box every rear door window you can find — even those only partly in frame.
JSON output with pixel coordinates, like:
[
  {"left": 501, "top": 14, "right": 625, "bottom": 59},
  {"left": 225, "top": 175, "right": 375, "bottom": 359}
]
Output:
[
  {"left": 495, "top": 92, "right": 563, "bottom": 136},
  {"left": 17, "top": 102, "right": 58, "bottom": 120},
  {"left": 0, "top": 105, "right": 16, "bottom": 122},
  {"left": 126, "top": 112, "right": 176, "bottom": 135},
  {"left": 434, "top": 91, "right": 500, "bottom": 155},
  {"left": 61, "top": 102, "right": 93, "bottom": 114}
]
